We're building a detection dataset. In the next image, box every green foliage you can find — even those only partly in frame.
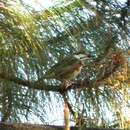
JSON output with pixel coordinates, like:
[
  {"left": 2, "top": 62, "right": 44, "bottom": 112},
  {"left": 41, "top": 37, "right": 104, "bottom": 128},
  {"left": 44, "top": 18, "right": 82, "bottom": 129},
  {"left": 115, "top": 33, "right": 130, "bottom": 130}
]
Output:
[{"left": 0, "top": 0, "right": 130, "bottom": 129}]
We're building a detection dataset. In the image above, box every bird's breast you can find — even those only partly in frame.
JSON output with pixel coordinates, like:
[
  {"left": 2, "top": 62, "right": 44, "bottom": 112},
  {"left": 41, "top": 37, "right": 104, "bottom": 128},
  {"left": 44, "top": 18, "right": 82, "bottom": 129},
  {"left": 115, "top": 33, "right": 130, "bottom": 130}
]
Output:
[{"left": 64, "top": 63, "right": 83, "bottom": 80}]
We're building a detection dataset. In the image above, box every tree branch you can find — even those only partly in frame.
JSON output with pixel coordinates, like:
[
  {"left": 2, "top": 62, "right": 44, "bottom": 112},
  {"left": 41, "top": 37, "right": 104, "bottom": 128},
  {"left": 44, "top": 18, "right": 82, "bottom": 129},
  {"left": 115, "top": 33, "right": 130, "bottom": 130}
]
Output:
[
  {"left": 0, "top": 72, "right": 91, "bottom": 92},
  {"left": 0, "top": 72, "right": 60, "bottom": 92},
  {"left": 0, "top": 123, "right": 123, "bottom": 130}
]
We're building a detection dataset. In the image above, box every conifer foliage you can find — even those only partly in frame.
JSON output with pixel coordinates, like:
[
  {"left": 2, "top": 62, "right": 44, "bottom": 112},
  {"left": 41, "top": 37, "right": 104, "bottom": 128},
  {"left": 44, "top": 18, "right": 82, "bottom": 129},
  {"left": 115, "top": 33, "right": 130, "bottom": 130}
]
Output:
[{"left": 0, "top": 0, "right": 130, "bottom": 129}]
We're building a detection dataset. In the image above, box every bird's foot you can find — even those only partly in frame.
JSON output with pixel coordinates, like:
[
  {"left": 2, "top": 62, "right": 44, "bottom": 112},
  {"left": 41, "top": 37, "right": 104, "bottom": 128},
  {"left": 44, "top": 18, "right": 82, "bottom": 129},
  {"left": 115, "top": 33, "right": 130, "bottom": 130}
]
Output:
[
  {"left": 59, "top": 80, "right": 74, "bottom": 94},
  {"left": 63, "top": 80, "right": 73, "bottom": 89}
]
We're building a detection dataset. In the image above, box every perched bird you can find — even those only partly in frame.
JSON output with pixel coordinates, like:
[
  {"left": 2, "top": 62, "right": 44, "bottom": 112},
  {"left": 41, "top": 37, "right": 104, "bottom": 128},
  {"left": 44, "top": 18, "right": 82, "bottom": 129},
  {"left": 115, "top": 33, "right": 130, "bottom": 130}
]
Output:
[
  {"left": 45, "top": 52, "right": 91, "bottom": 130},
  {"left": 44, "top": 52, "right": 91, "bottom": 82}
]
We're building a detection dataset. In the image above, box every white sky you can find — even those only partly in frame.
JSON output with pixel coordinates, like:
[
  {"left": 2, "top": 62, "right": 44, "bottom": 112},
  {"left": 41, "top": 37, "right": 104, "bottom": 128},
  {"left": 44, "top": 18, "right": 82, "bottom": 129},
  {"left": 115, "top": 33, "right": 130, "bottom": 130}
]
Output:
[
  {"left": 21, "top": 0, "right": 127, "bottom": 11},
  {"left": 25, "top": 0, "right": 54, "bottom": 8},
  {"left": 23, "top": 0, "right": 58, "bottom": 10}
]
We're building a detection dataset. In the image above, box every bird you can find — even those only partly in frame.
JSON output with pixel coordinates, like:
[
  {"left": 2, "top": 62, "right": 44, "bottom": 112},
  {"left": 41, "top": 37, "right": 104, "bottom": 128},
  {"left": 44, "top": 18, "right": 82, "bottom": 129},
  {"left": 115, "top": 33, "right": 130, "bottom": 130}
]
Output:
[
  {"left": 44, "top": 52, "right": 91, "bottom": 130},
  {"left": 44, "top": 52, "right": 91, "bottom": 82}
]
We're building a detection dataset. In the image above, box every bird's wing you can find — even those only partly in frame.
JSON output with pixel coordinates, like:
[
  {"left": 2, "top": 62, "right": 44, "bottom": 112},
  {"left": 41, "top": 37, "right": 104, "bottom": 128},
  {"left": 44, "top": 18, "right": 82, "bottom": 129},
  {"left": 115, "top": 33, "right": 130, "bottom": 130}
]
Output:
[
  {"left": 57, "top": 62, "right": 82, "bottom": 80},
  {"left": 44, "top": 56, "right": 78, "bottom": 79},
  {"left": 53, "top": 56, "right": 78, "bottom": 67}
]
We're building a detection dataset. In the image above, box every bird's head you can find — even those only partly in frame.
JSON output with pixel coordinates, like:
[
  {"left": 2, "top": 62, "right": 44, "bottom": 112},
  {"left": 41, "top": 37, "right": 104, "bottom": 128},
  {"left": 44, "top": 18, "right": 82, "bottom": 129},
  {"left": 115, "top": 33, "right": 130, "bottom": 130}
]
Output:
[{"left": 73, "top": 52, "right": 91, "bottom": 61}]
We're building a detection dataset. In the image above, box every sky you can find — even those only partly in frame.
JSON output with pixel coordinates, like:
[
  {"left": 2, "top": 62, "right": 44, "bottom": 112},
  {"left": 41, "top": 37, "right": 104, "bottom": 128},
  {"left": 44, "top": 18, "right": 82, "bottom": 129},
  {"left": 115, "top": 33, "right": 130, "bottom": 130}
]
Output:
[
  {"left": 24, "top": 0, "right": 55, "bottom": 9},
  {"left": 22, "top": 0, "right": 60, "bottom": 11},
  {"left": 23, "top": 0, "right": 127, "bottom": 9}
]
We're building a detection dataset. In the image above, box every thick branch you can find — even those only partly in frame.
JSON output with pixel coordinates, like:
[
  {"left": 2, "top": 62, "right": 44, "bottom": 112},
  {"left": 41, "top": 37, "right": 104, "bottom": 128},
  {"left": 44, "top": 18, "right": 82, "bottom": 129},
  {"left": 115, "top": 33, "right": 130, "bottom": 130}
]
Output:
[
  {"left": 0, "top": 123, "right": 123, "bottom": 130},
  {"left": 0, "top": 72, "right": 91, "bottom": 92},
  {"left": 0, "top": 72, "right": 60, "bottom": 92},
  {"left": 0, "top": 73, "right": 31, "bottom": 86}
]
